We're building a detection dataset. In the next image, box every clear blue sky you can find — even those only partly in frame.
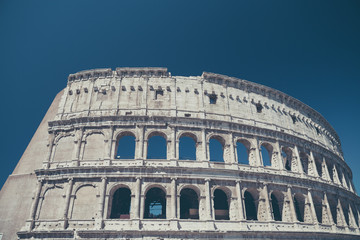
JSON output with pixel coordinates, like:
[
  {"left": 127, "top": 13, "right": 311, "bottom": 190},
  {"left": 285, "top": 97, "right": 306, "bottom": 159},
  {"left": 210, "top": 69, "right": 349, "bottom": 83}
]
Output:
[{"left": 0, "top": 0, "right": 359, "bottom": 191}]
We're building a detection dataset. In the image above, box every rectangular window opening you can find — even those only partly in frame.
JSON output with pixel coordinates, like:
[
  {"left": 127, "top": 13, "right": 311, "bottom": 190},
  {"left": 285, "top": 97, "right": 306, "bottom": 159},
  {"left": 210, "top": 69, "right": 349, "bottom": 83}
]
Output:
[
  {"left": 155, "top": 90, "right": 164, "bottom": 100},
  {"left": 209, "top": 94, "right": 217, "bottom": 104}
]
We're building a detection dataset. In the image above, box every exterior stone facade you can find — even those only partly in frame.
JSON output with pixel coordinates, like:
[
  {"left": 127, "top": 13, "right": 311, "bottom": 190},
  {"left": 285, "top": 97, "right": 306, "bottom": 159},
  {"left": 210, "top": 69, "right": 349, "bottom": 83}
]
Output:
[{"left": 0, "top": 68, "right": 359, "bottom": 239}]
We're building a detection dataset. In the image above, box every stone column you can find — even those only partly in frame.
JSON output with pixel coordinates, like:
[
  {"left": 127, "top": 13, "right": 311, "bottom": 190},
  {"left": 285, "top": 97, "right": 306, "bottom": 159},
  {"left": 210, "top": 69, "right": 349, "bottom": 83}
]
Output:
[
  {"left": 99, "top": 177, "right": 107, "bottom": 220},
  {"left": 171, "top": 178, "right": 177, "bottom": 219},
  {"left": 322, "top": 158, "right": 331, "bottom": 181},
  {"left": 140, "top": 191, "right": 145, "bottom": 219},
  {"left": 275, "top": 141, "right": 285, "bottom": 170},
  {"left": 293, "top": 145, "right": 304, "bottom": 174},
  {"left": 63, "top": 178, "right": 74, "bottom": 229},
  {"left": 235, "top": 181, "right": 245, "bottom": 220},
  {"left": 44, "top": 134, "right": 55, "bottom": 169},
  {"left": 287, "top": 186, "right": 297, "bottom": 222},
  {"left": 78, "top": 136, "right": 87, "bottom": 163},
  {"left": 29, "top": 179, "right": 43, "bottom": 230},
  {"left": 307, "top": 189, "right": 318, "bottom": 224},
  {"left": 143, "top": 139, "right": 148, "bottom": 160},
  {"left": 337, "top": 199, "right": 348, "bottom": 228},
  {"left": 202, "top": 129, "right": 208, "bottom": 161},
  {"left": 309, "top": 151, "right": 319, "bottom": 177},
  {"left": 133, "top": 177, "right": 141, "bottom": 219},
  {"left": 136, "top": 125, "right": 145, "bottom": 160},
  {"left": 107, "top": 127, "right": 116, "bottom": 160},
  {"left": 332, "top": 165, "right": 341, "bottom": 185},
  {"left": 323, "top": 193, "right": 334, "bottom": 225},
  {"left": 170, "top": 127, "right": 177, "bottom": 160},
  {"left": 205, "top": 179, "right": 212, "bottom": 220},
  {"left": 72, "top": 128, "right": 84, "bottom": 166},
  {"left": 234, "top": 139, "right": 239, "bottom": 165},
  {"left": 254, "top": 137, "right": 262, "bottom": 166},
  {"left": 263, "top": 184, "right": 272, "bottom": 221},
  {"left": 229, "top": 133, "right": 236, "bottom": 164}
]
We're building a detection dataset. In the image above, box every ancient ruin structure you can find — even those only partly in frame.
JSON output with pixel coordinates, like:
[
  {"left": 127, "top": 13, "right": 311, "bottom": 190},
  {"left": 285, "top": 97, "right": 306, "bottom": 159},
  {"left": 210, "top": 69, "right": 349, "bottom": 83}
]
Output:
[{"left": 0, "top": 68, "right": 359, "bottom": 239}]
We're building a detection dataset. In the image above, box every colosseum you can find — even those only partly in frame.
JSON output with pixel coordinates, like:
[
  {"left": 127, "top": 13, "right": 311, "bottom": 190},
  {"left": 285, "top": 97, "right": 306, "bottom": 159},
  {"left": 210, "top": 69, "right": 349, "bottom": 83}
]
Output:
[{"left": 0, "top": 67, "right": 359, "bottom": 240}]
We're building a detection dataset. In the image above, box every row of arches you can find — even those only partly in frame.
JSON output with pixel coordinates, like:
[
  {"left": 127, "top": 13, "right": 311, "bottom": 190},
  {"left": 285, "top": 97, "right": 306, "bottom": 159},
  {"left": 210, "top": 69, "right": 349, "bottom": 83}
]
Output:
[
  {"left": 107, "top": 185, "right": 359, "bottom": 226},
  {"left": 36, "top": 181, "right": 360, "bottom": 229},
  {"left": 52, "top": 130, "right": 352, "bottom": 191}
]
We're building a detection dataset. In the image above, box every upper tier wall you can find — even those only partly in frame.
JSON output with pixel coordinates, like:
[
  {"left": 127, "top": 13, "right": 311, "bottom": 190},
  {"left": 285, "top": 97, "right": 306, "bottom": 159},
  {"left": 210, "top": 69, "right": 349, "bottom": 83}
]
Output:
[{"left": 58, "top": 68, "right": 342, "bottom": 158}]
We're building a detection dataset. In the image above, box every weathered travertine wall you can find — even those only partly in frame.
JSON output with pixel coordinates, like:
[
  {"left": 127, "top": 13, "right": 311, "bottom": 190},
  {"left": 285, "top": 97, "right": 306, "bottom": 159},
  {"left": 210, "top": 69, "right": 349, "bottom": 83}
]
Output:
[
  {"left": 0, "top": 90, "right": 63, "bottom": 240},
  {"left": 1, "top": 68, "right": 359, "bottom": 240}
]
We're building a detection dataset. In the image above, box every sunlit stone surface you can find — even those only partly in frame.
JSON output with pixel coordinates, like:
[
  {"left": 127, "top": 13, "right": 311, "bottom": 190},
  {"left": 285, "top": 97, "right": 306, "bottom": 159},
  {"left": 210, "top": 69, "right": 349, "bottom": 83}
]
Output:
[{"left": 0, "top": 68, "right": 359, "bottom": 240}]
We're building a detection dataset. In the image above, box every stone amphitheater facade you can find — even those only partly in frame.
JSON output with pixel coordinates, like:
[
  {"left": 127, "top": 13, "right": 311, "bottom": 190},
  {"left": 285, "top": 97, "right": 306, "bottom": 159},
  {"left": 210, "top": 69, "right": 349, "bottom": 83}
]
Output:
[{"left": 0, "top": 67, "right": 359, "bottom": 240}]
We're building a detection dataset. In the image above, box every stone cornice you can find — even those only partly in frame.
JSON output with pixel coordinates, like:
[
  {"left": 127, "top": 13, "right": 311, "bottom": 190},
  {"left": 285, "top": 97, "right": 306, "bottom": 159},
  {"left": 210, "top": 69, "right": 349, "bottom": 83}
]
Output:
[
  {"left": 116, "top": 67, "right": 170, "bottom": 78},
  {"left": 67, "top": 68, "right": 113, "bottom": 82},
  {"left": 67, "top": 67, "right": 170, "bottom": 83}
]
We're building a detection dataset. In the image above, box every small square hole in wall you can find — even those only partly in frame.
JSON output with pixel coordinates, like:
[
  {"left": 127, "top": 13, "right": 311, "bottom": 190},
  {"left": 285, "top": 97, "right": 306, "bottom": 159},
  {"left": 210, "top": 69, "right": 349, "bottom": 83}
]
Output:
[
  {"left": 255, "top": 103, "right": 263, "bottom": 113},
  {"left": 209, "top": 94, "right": 217, "bottom": 104},
  {"left": 155, "top": 89, "right": 164, "bottom": 100}
]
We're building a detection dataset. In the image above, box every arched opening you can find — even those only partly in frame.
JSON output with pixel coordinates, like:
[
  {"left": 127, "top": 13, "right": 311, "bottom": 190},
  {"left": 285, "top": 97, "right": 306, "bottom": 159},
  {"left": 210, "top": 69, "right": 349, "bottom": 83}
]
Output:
[
  {"left": 261, "top": 143, "right": 272, "bottom": 167},
  {"left": 147, "top": 134, "right": 167, "bottom": 159},
  {"left": 300, "top": 152, "right": 309, "bottom": 174},
  {"left": 213, "top": 189, "right": 229, "bottom": 220},
  {"left": 209, "top": 137, "right": 224, "bottom": 162},
  {"left": 271, "top": 192, "right": 282, "bottom": 221},
  {"left": 180, "top": 188, "right": 199, "bottom": 219},
  {"left": 116, "top": 134, "right": 135, "bottom": 159},
  {"left": 313, "top": 195, "right": 323, "bottom": 223},
  {"left": 342, "top": 203, "right": 350, "bottom": 226},
  {"left": 179, "top": 136, "right": 196, "bottom": 160},
  {"left": 236, "top": 140, "right": 249, "bottom": 165},
  {"left": 327, "top": 162, "right": 334, "bottom": 181},
  {"left": 351, "top": 204, "right": 359, "bottom": 227},
  {"left": 328, "top": 197, "right": 337, "bottom": 224},
  {"left": 244, "top": 190, "right": 257, "bottom": 220},
  {"left": 293, "top": 193, "right": 305, "bottom": 222},
  {"left": 144, "top": 187, "right": 166, "bottom": 219},
  {"left": 282, "top": 147, "right": 292, "bottom": 171},
  {"left": 109, "top": 188, "right": 131, "bottom": 219}
]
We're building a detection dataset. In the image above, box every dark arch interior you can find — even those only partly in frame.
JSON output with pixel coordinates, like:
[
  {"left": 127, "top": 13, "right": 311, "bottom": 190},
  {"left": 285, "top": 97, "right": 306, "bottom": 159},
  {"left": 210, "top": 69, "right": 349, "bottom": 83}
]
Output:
[
  {"left": 313, "top": 196, "right": 323, "bottom": 223},
  {"left": 294, "top": 195, "right": 304, "bottom": 222},
  {"left": 147, "top": 135, "right": 167, "bottom": 159},
  {"left": 180, "top": 188, "right": 199, "bottom": 219},
  {"left": 214, "top": 189, "right": 229, "bottom": 220},
  {"left": 144, "top": 187, "right": 166, "bottom": 219},
  {"left": 328, "top": 198, "right": 337, "bottom": 224},
  {"left": 116, "top": 135, "right": 135, "bottom": 159},
  {"left": 261, "top": 145, "right": 271, "bottom": 166},
  {"left": 282, "top": 149, "right": 292, "bottom": 171},
  {"left": 342, "top": 204, "right": 350, "bottom": 226},
  {"left": 110, "top": 188, "right": 131, "bottom": 219},
  {"left": 209, "top": 138, "right": 224, "bottom": 162},
  {"left": 271, "top": 193, "right": 282, "bottom": 221},
  {"left": 236, "top": 141, "right": 249, "bottom": 165},
  {"left": 179, "top": 136, "right": 196, "bottom": 160},
  {"left": 244, "top": 190, "right": 257, "bottom": 220}
]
